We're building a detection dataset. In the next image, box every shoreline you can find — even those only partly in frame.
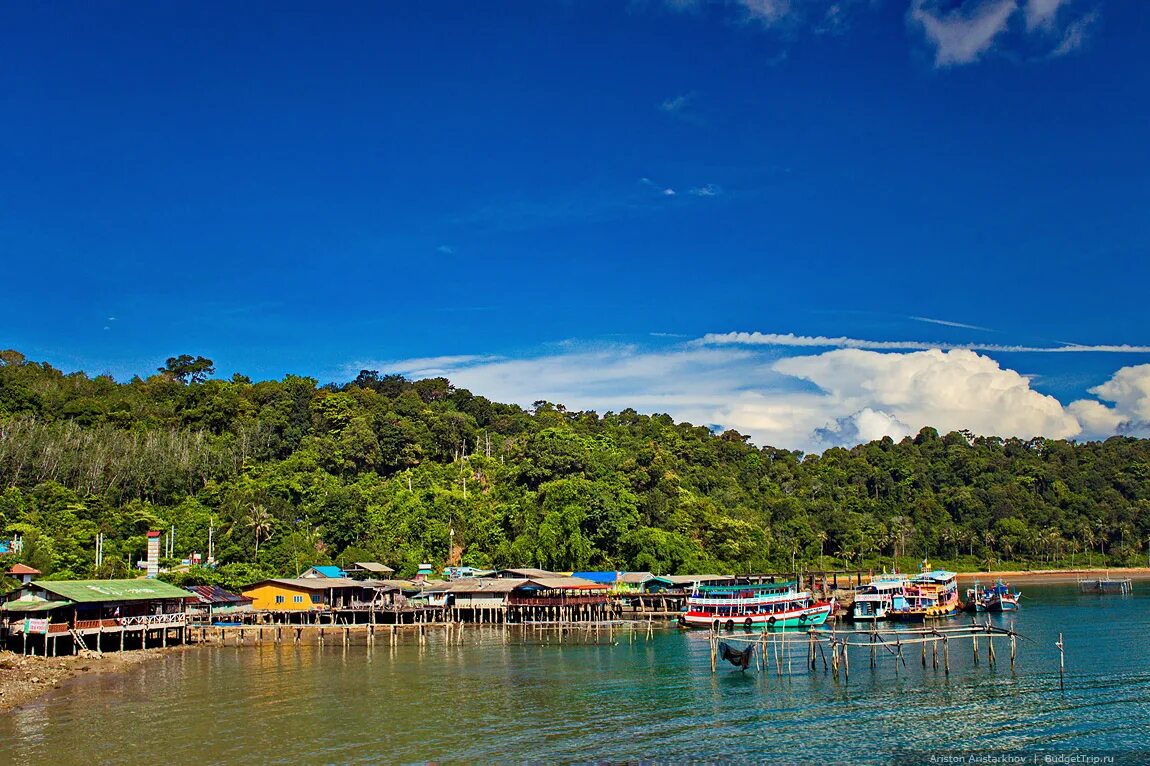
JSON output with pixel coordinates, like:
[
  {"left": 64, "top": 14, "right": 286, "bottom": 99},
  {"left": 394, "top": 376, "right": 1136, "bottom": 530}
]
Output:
[
  {"left": 0, "top": 646, "right": 182, "bottom": 713},
  {"left": 952, "top": 566, "right": 1150, "bottom": 584}
]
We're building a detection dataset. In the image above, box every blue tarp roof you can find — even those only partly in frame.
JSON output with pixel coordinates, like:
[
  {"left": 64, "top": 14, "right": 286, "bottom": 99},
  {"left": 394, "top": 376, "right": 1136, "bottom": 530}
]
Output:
[
  {"left": 310, "top": 565, "right": 345, "bottom": 578},
  {"left": 571, "top": 571, "right": 621, "bottom": 584}
]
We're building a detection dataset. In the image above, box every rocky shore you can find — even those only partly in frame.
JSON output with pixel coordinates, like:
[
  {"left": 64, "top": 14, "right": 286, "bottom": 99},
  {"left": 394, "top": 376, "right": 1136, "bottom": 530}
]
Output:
[{"left": 0, "top": 648, "right": 174, "bottom": 712}]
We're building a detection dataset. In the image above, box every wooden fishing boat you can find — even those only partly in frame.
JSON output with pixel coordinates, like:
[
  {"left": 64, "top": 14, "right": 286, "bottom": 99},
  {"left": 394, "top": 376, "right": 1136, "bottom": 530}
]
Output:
[
  {"left": 680, "top": 581, "right": 833, "bottom": 630},
  {"left": 888, "top": 567, "right": 960, "bottom": 622},
  {"left": 964, "top": 578, "right": 1021, "bottom": 612},
  {"left": 852, "top": 572, "right": 909, "bottom": 621}
]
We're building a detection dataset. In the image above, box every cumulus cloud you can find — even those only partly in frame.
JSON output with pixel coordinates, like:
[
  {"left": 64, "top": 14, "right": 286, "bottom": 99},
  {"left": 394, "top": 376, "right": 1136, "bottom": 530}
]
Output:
[
  {"left": 1069, "top": 364, "right": 1150, "bottom": 438},
  {"left": 774, "top": 348, "right": 1082, "bottom": 447},
  {"left": 909, "top": 0, "right": 1018, "bottom": 67},
  {"left": 346, "top": 337, "right": 1150, "bottom": 452},
  {"left": 699, "top": 330, "right": 1150, "bottom": 354}
]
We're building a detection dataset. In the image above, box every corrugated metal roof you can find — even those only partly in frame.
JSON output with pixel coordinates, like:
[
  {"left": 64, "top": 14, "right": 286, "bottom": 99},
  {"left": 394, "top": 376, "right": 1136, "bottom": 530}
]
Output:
[
  {"left": 304, "top": 565, "right": 346, "bottom": 578},
  {"left": 248, "top": 577, "right": 370, "bottom": 591},
  {"left": 664, "top": 574, "right": 733, "bottom": 586},
  {"left": 571, "top": 571, "right": 621, "bottom": 584},
  {"left": 35, "top": 579, "right": 191, "bottom": 603},
  {"left": 495, "top": 568, "right": 560, "bottom": 578},
  {"left": 620, "top": 572, "right": 660, "bottom": 584},
  {"left": 185, "top": 585, "right": 252, "bottom": 604},
  {"left": 2, "top": 598, "right": 70, "bottom": 612},
  {"left": 520, "top": 576, "right": 608, "bottom": 591},
  {"left": 425, "top": 579, "right": 523, "bottom": 594},
  {"left": 350, "top": 562, "right": 394, "bottom": 573}
]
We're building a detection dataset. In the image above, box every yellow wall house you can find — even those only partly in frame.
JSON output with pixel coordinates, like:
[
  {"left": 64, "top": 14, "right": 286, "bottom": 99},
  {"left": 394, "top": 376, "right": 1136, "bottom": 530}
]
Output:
[
  {"left": 242, "top": 577, "right": 374, "bottom": 611},
  {"left": 243, "top": 579, "right": 327, "bottom": 611}
]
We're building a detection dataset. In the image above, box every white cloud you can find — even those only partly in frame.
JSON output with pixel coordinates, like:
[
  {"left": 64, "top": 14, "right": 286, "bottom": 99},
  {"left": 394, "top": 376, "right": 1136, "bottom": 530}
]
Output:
[
  {"left": 1025, "top": 0, "right": 1068, "bottom": 30},
  {"left": 909, "top": 0, "right": 1018, "bottom": 67},
  {"left": 1069, "top": 364, "right": 1150, "bottom": 438},
  {"left": 349, "top": 338, "right": 1150, "bottom": 451},
  {"left": 738, "top": 0, "right": 793, "bottom": 26},
  {"left": 689, "top": 184, "right": 721, "bottom": 197},
  {"left": 436, "top": 245, "right": 456, "bottom": 255},
  {"left": 773, "top": 348, "right": 1081, "bottom": 447},
  {"left": 699, "top": 330, "right": 1150, "bottom": 354}
]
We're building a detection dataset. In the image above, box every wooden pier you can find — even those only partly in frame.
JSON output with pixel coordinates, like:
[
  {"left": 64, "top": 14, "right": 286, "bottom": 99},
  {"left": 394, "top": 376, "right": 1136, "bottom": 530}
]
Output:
[{"left": 705, "top": 621, "right": 1025, "bottom": 682}]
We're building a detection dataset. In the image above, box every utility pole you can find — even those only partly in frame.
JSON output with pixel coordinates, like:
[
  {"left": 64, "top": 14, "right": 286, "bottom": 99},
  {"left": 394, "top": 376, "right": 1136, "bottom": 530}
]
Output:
[{"left": 208, "top": 517, "right": 214, "bottom": 563}]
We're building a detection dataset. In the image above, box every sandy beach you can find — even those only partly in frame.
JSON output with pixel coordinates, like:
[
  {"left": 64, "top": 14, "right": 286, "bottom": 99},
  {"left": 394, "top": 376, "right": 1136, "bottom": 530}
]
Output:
[{"left": 953, "top": 567, "right": 1150, "bottom": 584}]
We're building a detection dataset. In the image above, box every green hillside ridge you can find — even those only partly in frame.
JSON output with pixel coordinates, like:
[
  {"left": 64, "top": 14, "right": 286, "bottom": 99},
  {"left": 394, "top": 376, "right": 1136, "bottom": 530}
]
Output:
[{"left": 1, "top": 349, "right": 1147, "bottom": 592}]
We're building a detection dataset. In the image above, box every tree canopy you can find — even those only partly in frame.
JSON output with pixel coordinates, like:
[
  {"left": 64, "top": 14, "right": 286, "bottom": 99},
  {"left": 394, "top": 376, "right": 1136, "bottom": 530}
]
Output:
[{"left": 1, "top": 349, "right": 1148, "bottom": 589}]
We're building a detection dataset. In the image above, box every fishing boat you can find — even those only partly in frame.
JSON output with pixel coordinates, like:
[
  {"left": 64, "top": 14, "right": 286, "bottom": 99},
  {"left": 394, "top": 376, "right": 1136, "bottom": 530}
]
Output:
[
  {"left": 964, "top": 579, "right": 1020, "bottom": 612},
  {"left": 888, "top": 566, "right": 960, "bottom": 622},
  {"left": 852, "top": 572, "right": 909, "bottom": 621},
  {"left": 680, "top": 581, "right": 834, "bottom": 630}
]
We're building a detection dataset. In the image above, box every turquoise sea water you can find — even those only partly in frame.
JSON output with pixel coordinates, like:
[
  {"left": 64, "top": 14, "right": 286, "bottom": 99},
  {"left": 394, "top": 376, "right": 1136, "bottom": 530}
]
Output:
[{"left": 2, "top": 583, "right": 1148, "bottom": 765}]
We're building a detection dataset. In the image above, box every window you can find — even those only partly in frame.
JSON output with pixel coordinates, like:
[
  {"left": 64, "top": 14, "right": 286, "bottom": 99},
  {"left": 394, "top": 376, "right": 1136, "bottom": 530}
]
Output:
[
  {"left": 293, "top": 595, "right": 304, "bottom": 604},
  {"left": 275, "top": 595, "right": 285, "bottom": 604}
]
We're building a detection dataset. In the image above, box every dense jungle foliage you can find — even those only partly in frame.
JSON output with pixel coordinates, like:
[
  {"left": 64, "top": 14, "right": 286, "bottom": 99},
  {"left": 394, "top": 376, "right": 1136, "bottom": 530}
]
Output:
[{"left": 1, "top": 350, "right": 1148, "bottom": 591}]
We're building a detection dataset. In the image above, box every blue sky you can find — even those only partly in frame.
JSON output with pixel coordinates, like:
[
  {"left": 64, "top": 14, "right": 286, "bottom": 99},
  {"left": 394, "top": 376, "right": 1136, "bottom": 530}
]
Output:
[{"left": 2, "top": 1, "right": 1148, "bottom": 450}]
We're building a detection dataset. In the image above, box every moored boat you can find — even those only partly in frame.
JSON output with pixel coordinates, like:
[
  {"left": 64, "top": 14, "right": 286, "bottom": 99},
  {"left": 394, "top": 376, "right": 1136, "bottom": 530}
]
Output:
[
  {"left": 964, "top": 578, "right": 1021, "bottom": 612},
  {"left": 852, "top": 572, "right": 909, "bottom": 621},
  {"left": 888, "top": 566, "right": 960, "bottom": 622},
  {"left": 681, "top": 581, "right": 833, "bottom": 630}
]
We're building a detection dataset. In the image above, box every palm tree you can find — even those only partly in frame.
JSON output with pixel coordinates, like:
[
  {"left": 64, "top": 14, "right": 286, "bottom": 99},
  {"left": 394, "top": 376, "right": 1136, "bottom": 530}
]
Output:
[{"left": 247, "top": 503, "right": 274, "bottom": 557}]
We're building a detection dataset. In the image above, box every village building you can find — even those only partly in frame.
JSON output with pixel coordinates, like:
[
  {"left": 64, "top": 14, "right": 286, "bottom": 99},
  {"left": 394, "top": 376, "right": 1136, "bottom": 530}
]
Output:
[
  {"left": 491, "top": 567, "right": 561, "bottom": 579},
  {"left": 6, "top": 563, "right": 41, "bottom": 586},
  {"left": 1, "top": 578, "right": 192, "bottom": 655},
  {"left": 185, "top": 585, "right": 253, "bottom": 623},
  {"left": 300, "top": 565, "right": 345, "bottom": 579},
  {"left": 344, "top": 562, "right": 395, "bottom": 579}
]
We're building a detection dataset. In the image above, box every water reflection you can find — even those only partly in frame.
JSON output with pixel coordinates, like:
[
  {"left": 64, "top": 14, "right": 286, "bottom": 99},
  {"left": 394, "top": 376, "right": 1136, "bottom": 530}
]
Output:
[{"left": 0, "top": 584, "right": 1147, "bottom": 764}]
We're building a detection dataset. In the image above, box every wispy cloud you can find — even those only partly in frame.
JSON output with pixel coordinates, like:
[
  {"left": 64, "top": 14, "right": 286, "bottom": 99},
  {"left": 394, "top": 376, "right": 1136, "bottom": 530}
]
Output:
[
  {"left": 436, "top": 244, "right": 456, "bottom": 255},
  {"left": 909, "top": 0, "right": 1018, "bottom": 68},
  {"left": 699, "top": 330, "right": 1150, "bottom": 353},
  {"left": 1050, "top": 9, "right": 1097, "bottom": 57},
  {"left": 660, "top": 93, "right": 694, "bottom": 113},
  {"left": 909, "top": 315, "right": 992, "bottom": 332},
  {"left": 688, "top": 184, "right": 722, "bottom": 197},
  {"left": 738, "top": 0, "right": 794, "bottom": 27},
  {"left": 640, "top": 176, "right": 678, "bottom": 197},
  {"left": 1025, "top": 0, "right": 1069, "bottom": 31},
  {"left": 654, "top": 0, "right": 1098, "bottom": 67}
]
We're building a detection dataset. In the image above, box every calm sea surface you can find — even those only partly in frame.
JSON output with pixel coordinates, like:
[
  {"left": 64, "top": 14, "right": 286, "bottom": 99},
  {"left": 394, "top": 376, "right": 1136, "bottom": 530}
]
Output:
[{"left": 2, "top": 583, "right": 1148, "bottom": 765}]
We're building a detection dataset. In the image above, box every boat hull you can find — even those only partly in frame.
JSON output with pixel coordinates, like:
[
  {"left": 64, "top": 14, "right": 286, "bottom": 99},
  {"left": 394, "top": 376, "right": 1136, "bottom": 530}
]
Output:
[{"left": 682, "top": 602, "right": 833, "bottom": 630}]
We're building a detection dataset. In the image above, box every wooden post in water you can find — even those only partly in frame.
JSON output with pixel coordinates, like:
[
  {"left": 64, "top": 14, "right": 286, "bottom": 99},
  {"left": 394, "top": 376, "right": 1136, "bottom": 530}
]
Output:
[
  {"left": 972, "top": 630, "right": 978, "bottom": 666},
  {"left": 1010, "top": 633, "right": 1016, "bottom": 669},
  {"left": 943, "top": 636, "right": 950, "bottom": 675},
  {"left": 710, "top": 631, "right": 717, "bottom": 674},
  {"left": 1056, "top": 633, "right": 1065, "bottom": 690}
]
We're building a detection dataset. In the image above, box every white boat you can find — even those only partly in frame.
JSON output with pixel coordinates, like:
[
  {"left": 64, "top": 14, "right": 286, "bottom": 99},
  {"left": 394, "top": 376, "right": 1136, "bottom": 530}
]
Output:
[{"left": 851, "top": 572, "right": 909, "bottom": 621}]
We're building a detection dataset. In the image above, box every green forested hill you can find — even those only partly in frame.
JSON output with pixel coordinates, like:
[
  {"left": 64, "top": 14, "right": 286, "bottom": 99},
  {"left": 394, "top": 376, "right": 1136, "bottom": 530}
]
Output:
[{"left": 1, "top": 350, "right": 1148, "bottom": 589}]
